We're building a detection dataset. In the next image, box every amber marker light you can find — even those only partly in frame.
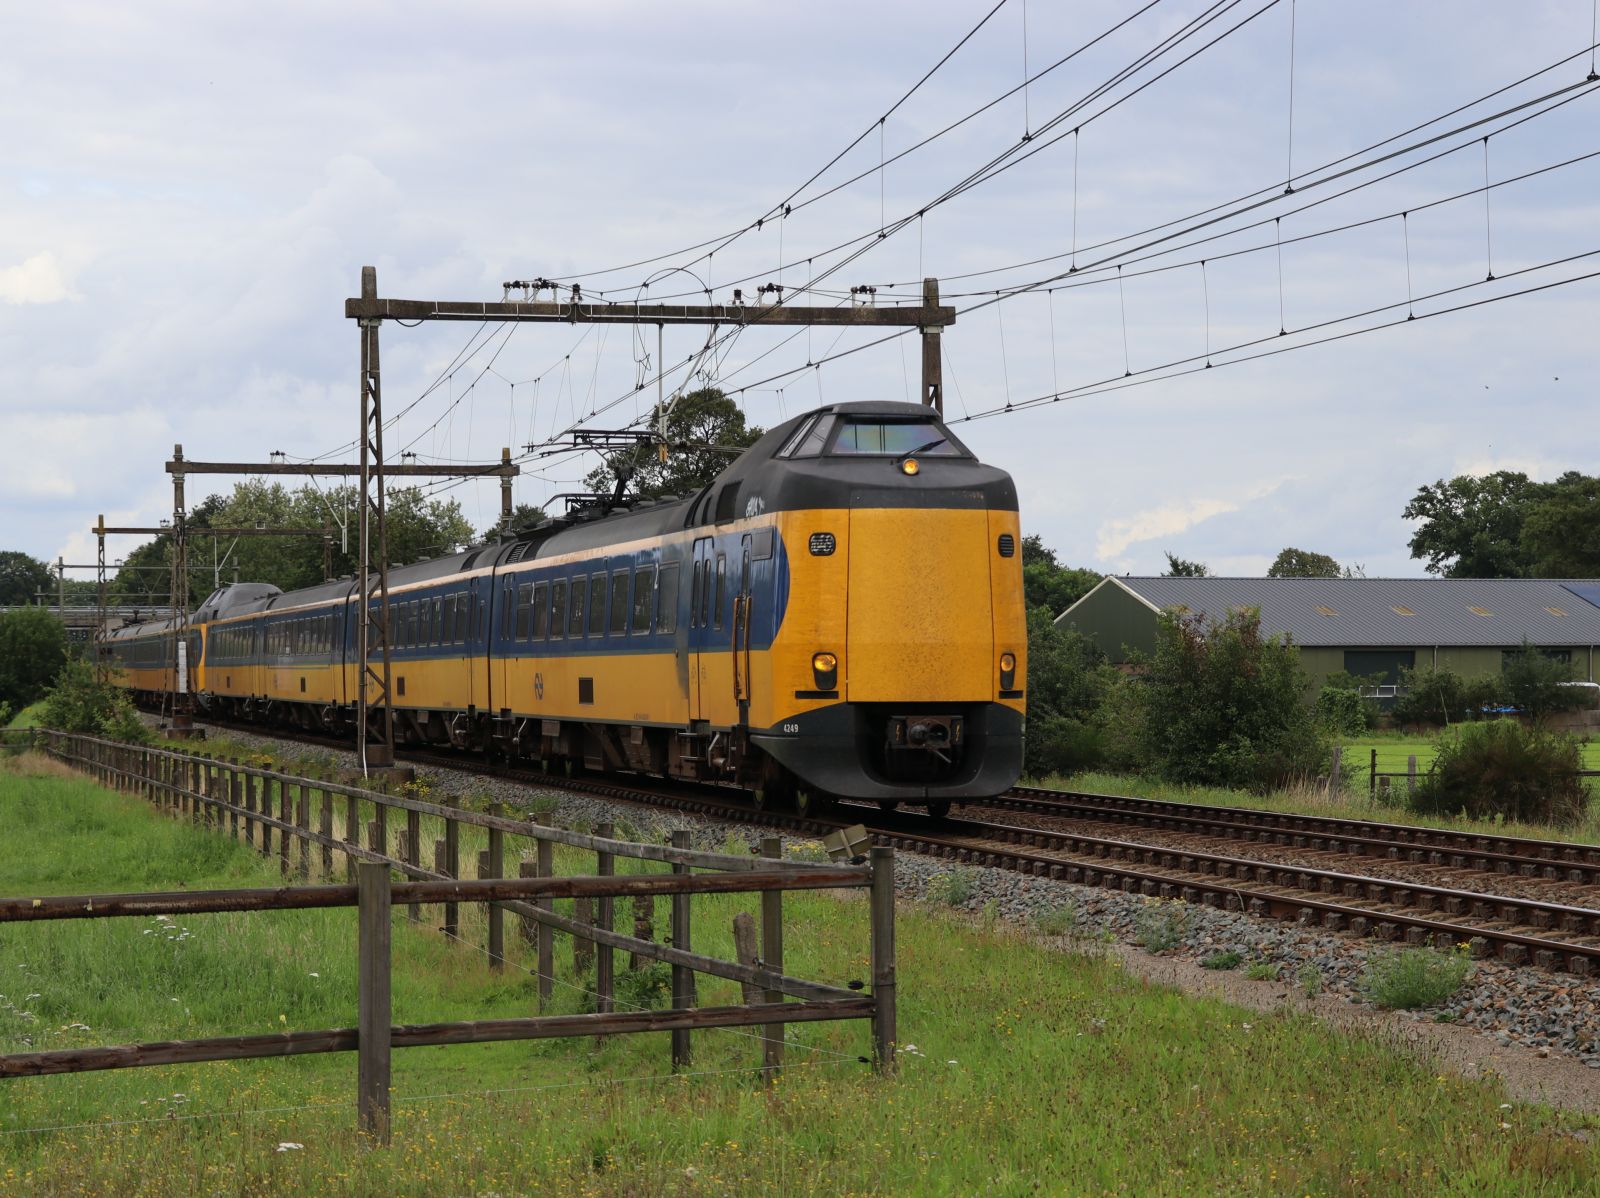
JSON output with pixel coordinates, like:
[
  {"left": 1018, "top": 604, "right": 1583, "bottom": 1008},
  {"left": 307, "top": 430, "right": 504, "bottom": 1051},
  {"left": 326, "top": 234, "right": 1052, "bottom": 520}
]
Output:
[
  {"left": 999, "top": 652, "right": 1017, "bottom": 690},
  {"left": 812, "top": 651, "right": 838, "bottom": 690},
  {"left": 901, "top": 458, "right": 920, "bottom": 475}
]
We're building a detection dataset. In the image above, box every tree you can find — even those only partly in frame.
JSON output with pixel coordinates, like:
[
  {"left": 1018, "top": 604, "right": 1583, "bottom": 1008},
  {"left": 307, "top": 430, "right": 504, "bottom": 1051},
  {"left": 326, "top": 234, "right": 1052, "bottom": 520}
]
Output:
[
  {"left": 1522, "top": 471, "right": 1600, "bottom": 577},
  {"left": 1022, "top": 610, "right": 1108, "bottom": 776},
  {"left": 1162, "top": 552, "right": 1209, "bottom": 577},
  {"left": 108, "top": 482, "right": 475, "bottom": 605},
  {"left": 1402, "top": 471, "right": 1541, "bottom": 577},
  {"left": 0, "top": 608, "right": 68, "bottom": 709},
  {"left": 0, "top": 552, "right": 54, "bottom": 607},
  {"left": 1138, "top": 607, "right": 1328, "bottom": 792},
  {"left": 1268, "top": 547, "right": 1342, "bottom": 578},
  {"left": 480, "top": 503, "right": 548, "bottom": 543},
  {"left": 1020, "top": 535, "right": 1100, "bottom": 615},
  {"left": 584, "top": 388, "right": 763, "bottom": 502}
]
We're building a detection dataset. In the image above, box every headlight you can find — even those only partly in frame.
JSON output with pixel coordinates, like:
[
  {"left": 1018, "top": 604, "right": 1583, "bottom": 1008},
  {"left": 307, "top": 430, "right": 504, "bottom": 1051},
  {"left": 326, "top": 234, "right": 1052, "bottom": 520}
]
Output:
[
  {"left": 999, "top": 652, "right": 1017, "bottom": 690},
  {"left": 812, "top": 651, "right": 838, "bottom": 691},
  {"left": 901, "top": 458, "right": 920, "bottom": 476}
]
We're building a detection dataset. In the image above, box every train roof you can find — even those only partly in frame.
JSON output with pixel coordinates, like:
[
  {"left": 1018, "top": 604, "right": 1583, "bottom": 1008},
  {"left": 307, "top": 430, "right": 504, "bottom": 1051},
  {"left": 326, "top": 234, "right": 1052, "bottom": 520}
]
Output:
[{"left": 172, "top": 400, "right": 1014, "bottom": 612}]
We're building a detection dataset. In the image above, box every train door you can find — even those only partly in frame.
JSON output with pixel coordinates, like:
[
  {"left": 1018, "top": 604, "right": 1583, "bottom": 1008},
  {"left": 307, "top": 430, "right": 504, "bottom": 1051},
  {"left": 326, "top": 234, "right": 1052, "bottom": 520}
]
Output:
[
  {"left": 688, "top": 537, "right": 713, "bottom": 722},
  {"left": 731, "top": 534, "right": 753, "bottom": 726},
  {"left": 467, "top": 576, "right": 489, "bottom": 713}
]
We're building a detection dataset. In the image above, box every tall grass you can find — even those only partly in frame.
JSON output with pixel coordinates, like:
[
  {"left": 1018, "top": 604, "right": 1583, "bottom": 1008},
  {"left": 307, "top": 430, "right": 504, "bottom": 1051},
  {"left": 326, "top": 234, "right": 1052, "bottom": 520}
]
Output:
[{"left": 0, "top": 753, "right": 1595, "bottom": 1194}]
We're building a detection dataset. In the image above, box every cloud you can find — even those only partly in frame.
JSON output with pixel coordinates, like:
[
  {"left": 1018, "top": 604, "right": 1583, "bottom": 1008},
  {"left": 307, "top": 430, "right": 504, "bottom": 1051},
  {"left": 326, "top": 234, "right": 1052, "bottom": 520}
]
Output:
[
  {"left": 1094, "top": 478, "right": 1291, "bottom": 560},
  {"left": 0, "top": 252, "right": 75, "bottom": 304}
]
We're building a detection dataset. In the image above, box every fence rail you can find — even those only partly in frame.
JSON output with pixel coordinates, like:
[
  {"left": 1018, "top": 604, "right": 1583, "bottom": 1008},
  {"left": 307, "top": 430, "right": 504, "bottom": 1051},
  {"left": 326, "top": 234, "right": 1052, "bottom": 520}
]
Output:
[{"left": 11, "top": 728, "right": 896, "bottom": 1143}]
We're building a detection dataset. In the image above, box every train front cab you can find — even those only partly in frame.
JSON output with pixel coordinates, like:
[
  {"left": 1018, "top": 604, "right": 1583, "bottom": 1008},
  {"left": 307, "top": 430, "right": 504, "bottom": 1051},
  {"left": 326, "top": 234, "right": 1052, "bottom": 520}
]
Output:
[{"left": 742, "top": 403, "right": 1026, "bottom": 807}]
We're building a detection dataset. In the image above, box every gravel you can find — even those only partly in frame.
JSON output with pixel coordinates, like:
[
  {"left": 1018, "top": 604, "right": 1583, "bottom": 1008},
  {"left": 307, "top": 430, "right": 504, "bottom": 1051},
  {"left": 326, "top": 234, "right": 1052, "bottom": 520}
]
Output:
[{"left": 172, "top": 718, "right": 1600, "bottom": 1069}]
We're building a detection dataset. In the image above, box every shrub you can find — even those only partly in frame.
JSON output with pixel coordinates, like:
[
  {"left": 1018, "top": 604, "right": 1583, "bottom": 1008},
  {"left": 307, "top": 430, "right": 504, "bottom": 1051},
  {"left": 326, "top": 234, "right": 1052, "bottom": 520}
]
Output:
[
  {"left": 1297, "top": 963, "right": 1323, "bottom": 998},
  {"left": 1314, "top": 685, "right": 1369, "bottom": 737},
  {"left": 1501, "top": 643, "right": 1588, "bottom": 721},
  {"left": 1358, "top": 947, "right": 1472, "bottom": 1010},
  {"left": 1244, "top": 962, "right": 1278, "bottom": 981},
  {"left": 1092, "top": 667, "right": 1148, "bottom": 773},
  {"left": 1033, "top": 904, "right": 1078, "bottom": 938},
  {"left": 1201, "top": 950, "right": 1242, "bottom": 970},
  {"left": 925, "top": 869, "right": 977, "bottom": 908},
  {"left": 1409, "top": 720, "right": 1587, "bottom": 826},
  {"left": 36, "top": 658, "right": 151, "bottom": 744},
  {"left": 1133, "top": 902, "right": 1187, "bottom": 952},
  {"left": 1391, "top": 666, "right": 1474, "bottom": 727},
  {"left": 615, "top": 963, "right": 672, "bottom": 1010},
  {"left": 0, "top": 608, "right": 67, "bottom": 710},
  {"left": 1138, "top": 608, "right": 1329, "bottom": 793},
  {"left": 1022, "top": 612, "right": 1107, "bottom": 776}
]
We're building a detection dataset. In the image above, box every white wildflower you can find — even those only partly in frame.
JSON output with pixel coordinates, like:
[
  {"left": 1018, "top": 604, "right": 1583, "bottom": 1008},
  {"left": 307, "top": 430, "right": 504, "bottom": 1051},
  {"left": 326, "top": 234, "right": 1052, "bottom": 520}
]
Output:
[{"left": 275, "top": 1142, "right": 305, "bottom": 1153}]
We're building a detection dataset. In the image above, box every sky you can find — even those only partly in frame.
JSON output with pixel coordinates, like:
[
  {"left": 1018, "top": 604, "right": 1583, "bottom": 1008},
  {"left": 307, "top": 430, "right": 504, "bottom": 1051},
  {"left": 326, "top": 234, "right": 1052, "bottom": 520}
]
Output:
[{"left": 5, "top": 0, "right": 1598, "bottom": 587}]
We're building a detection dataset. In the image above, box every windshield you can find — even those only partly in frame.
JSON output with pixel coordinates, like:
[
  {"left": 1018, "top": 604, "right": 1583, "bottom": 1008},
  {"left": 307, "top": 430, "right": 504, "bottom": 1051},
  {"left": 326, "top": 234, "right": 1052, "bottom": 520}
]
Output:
[{"left": 828, "top": 419, "right": 966, "bottom": 457}]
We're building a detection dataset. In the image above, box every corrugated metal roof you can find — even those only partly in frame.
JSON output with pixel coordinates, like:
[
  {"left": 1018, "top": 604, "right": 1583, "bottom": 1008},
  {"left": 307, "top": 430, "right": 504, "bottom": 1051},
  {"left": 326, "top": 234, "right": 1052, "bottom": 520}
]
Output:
[{"left": 1081, "top": 577, "right": 1600, "bottom": 646}]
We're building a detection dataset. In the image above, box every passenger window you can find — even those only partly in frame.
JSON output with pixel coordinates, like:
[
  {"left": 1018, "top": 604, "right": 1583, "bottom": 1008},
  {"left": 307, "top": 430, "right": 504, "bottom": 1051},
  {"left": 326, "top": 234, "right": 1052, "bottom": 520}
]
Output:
[
  {"left": 630, "top": 567, "right": 655, "bottom": 634},
  {"left": 432, "top": 597, "right": 443, "bottom": 645},
  {"left": 690, "top": 560, "right": 703, "bottom": 628},
  {"left": 442, "top": 596, "right": 456, "bottom": 644},
  {"left": 741, "top": 548, "right": 751, "bottom": 596},
  {"left": 532, "top": 582, "right": 549, "bottom": 638},
  {"left": 568, "top": 577, "right": 586, "bottom": 636},
  {"left": 610, "top": 572, "right": 631, "bottom": 635},
  {"left": 588, "top": 574, "right": 606, "bottom": 637},
  {"left": 515, "top": 583, "right": 532, "bottom": 639},
  {"left": 656, "top": 563, "right": 679, "bottom": 635},
  {"left": 551, "top": 580, "right": 568, "bottom": 639},
  {"left": 714, "top": 555, "right": 726, "bottom": 629},
  {"left": 501, "top": 587, "right": 513, "bottom": 640}
]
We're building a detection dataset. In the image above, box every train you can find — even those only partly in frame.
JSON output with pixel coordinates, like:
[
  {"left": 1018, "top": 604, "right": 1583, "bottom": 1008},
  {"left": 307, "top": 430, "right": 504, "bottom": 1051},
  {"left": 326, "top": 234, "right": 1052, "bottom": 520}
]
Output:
[{"left": 102, "top": 399, "right": 1027, "bottom": 815}]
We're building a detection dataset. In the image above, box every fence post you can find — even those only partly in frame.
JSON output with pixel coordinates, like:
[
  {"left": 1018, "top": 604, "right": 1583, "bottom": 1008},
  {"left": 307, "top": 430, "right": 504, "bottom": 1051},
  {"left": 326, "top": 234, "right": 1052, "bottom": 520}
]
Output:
[
  {"left": 405, "top": 807, "right": 421, "bottom": 923},
  {"left": 1369, "top": 747, "right": 1378, "bottom": 798},
  {"left": 279, "top": 781, "right": 293, "bottom": 878},
  {"left": 595, "top": 822, "right": 614, "bottom": 1024},
  {"left": 670, "top": 829, "right": 695, "bottom": 1070},
  {"left": 760, "top": 835, "right": 785, "bottom": 1080},
  {"left": 444, "top": 799, "right": 460, "bottom": 942},
  {"left": 356, "top": 861, "right": 392, "bottom": 1145},
  {"left": 320, "top": 788, "right": 335, "bottom": 878},
  {"left": 345, "top": 794, "right": 360, "bottom": 881},
  {"left": 296, "top": 785, "right": 311, "bottom": 879},
  {"left": 242, "top": 769, "right": 257, "bottom": 848},
  {"left": 486, "top": 804, "right": 505, "bottom": 970},
  {"left": 536, "top": 836, "right": 554, "bottom": 1008},
  {"left": 368, "top": 801, "right": 387, "bottom": 862},
  {"left": 1407, "top": 754, "right": 1418, "bottom": 795},
  {"left": 870, "top": 845, "right": 897, "bottom": 1074},
  {"left": 573, "top": 896, "right": 594, "bottom": 975}
]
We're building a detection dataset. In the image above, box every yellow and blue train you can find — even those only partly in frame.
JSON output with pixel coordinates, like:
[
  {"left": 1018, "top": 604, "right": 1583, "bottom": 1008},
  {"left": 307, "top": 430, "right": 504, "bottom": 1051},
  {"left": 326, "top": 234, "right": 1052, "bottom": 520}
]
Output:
[{"left": 104, "top": 400, "right": 1027, "bottom": 814}]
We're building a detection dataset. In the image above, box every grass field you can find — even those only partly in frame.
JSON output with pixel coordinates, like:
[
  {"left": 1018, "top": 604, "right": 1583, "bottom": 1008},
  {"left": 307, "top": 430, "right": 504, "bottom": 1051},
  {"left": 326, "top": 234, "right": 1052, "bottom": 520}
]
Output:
[{"left": 1, "top": 751, "right": 1597, "bottom": 1194}]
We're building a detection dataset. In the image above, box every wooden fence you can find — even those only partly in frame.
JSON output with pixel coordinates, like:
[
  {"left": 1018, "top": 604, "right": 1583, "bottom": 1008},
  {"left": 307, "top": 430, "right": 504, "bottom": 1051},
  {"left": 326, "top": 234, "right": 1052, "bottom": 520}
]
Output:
[{"left": 10, "top": 729, "right": 896, "bottom": 1142}]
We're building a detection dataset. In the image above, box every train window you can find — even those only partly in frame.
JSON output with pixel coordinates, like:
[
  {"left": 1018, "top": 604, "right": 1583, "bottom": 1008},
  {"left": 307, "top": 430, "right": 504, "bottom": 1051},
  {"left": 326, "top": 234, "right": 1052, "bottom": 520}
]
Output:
[
  {"left": 550, "top": 580, "right": 567, "bottom": 639},
  {"left": 432, "top": 597, "right": 443, "bottom": 645},
  {"left": 515, "top": 583, "right": 532, "bottom": 639},
  {"left": 714, "top": 555, "right": 726, "bottom": 630},
  {"left": 690, "top": 560, "right": 703, "bottom": 628},
  {"left": 500, "top": 586, "right": 513, "bottom": 640},
  {"left": 751, "top": 528, "right": 774, "bottom": 560},
  {"left": 630, "top": 566, "right": 654, "bottom": 634},
  {"left": 532, "top": 582, "right": 549, "bottom": 639},
  {"left": 442, "top": 596, "right": 456, "bottom": 645},
  {"left": 741, "top": 547, "right": 751, "bottom": 596},
  {"left": 657, "top": 563, "right": 679, "bottom": 635},
  {"left": 828, "top": 417, "right": 966, "bottom": 456},
  {"left": 782, "top": 413, "right": 835, "bottom": 458},
  {"left": 457, "top": 593, "right": 470, "bottom": 643},
  {"left": 587, "top": 574, "right": 606, "bottom": 637},
  {"left": 568, "top": 578, "right": 585, "bottom": 637},
  {"left": 610, "top": 572, "right": 631, "bottom": 635}
]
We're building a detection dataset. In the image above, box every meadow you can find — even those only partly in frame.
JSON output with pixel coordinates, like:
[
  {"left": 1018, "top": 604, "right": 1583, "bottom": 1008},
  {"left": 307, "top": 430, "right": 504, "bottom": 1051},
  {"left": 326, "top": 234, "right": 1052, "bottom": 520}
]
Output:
[{"left": 0, "top": 749, "right": 1596, "bottom": 1195}]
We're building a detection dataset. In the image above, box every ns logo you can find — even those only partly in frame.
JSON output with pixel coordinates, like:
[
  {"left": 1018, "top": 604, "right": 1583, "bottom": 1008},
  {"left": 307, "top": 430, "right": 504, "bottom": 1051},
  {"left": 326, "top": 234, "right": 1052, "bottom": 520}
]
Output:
[{"left": 534, "top": 672, "right": 544, "bottom": 700}]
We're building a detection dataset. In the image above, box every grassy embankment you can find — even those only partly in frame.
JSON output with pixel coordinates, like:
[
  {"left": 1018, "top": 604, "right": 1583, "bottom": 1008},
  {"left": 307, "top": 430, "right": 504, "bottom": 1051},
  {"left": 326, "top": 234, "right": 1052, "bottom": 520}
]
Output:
[{"left": 0, "top": 751, "right": 1596, "bottom": 1194}]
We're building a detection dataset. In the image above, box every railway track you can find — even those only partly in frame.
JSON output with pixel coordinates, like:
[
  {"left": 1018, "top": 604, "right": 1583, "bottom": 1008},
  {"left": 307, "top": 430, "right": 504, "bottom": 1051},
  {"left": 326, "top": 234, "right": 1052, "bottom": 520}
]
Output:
[
  {"left": 172, "top": 717, "right": 1600, "bottom": 977},
  {"left": 991, "top": 786, "right": 1600, "bottom": 886}
]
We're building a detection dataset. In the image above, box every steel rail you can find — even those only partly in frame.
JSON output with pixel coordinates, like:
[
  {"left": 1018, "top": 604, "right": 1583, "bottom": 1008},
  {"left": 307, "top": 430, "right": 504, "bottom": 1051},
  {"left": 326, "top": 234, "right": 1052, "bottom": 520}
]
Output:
[{"left": 997, "top": 786, "right": 1600, "bottom": 884}]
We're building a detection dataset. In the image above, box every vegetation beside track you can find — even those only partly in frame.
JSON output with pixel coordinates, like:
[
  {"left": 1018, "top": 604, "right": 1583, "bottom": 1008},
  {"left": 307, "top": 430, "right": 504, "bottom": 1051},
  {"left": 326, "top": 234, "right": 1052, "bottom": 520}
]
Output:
[{"left": 1, "top": 753, "right": 1597, "bottom": 1194}]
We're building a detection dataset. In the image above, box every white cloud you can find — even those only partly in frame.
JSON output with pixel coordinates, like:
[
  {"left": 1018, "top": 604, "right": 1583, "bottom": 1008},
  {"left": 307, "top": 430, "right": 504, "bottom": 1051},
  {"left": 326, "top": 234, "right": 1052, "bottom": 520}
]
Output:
[
  {"left": 0, "top": 252, "right": 75, "bottom": 304},
  {"left": 1094, "top": 478, "right": 1292, "bottom": 560}
]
